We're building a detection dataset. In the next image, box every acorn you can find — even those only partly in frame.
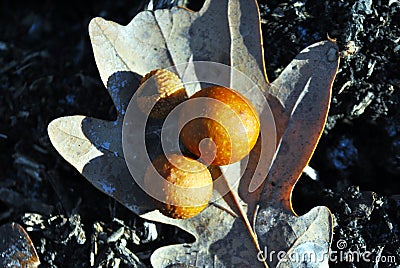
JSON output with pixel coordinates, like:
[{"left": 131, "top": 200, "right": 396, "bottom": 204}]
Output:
[
  {"left": 137, "top": 69, "right": 187, "bottom": 119},
  {"left": 179, "top": 86, "right": 260, "bottom": 166},
  {"left": 144, "top": 153, "right": 213, "bottom": 219}
]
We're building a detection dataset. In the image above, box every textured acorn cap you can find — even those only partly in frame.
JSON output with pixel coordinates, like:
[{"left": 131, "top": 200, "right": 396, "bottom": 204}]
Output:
[
  {"left": 137, "top": 69, "right": 187, "bottom": 119},
  {"left": 144, "top": 153, "right": 213, "bottom": 219}
]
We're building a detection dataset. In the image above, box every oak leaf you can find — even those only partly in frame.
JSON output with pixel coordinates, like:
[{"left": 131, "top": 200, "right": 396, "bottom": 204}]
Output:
[
  {"left": 0, "top": 222, "right": 40, "bottom": 268},
  {"left": 48, "top": 0, "right": 339, "bottom": 267}
]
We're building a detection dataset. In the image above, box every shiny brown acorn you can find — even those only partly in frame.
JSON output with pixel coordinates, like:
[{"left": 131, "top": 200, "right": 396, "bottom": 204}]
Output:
[
  {"left": 136, "top": 69, "right": 187, "bottom": 119},
  {"left": 144, "top": 153, "right": 213, "bottom": 219},
  {"left": 179, "top": 86, "right": 260, "bottom": 166}
]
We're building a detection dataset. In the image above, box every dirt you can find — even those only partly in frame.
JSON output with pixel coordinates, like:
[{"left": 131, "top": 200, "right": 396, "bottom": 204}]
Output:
[{"left": 0, "top": 0, "right": 399, "bottom": 267}]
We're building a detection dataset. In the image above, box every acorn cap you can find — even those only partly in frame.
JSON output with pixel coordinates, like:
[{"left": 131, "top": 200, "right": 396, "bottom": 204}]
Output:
[{"left": 137, "top": 69, "right": 187, "bottom": 119}]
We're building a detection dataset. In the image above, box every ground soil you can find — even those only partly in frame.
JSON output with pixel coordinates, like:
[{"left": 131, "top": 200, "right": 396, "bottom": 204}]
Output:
[{"left": 0, "top": 0, "right": 399, "bottom": 267}]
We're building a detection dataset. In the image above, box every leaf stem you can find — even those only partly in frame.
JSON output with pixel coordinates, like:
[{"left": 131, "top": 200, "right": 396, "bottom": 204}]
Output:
[{"left": 221, "top": 169, "right": 269, "bottom": 268}]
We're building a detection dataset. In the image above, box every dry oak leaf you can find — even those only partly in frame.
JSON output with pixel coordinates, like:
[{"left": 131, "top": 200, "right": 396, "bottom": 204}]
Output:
[
  {"left": 48, "top": 0, "right": 339, "bottom": 267},
  {"left": 0, "top": 222, "right": 40, "bottom": 268}
]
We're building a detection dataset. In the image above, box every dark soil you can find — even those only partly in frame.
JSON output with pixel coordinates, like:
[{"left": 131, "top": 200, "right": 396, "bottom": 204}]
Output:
[{"left": 1, "top": 0, "right": 399, "bottom": 267}]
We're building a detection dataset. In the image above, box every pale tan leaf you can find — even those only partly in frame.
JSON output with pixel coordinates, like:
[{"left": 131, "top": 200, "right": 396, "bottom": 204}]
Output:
[
  {"left": 267, "top": 41, "right": 340, "bottom": 131},
  {"left": 261, "top": 41, "right": 339, "bottom": 211},
  {"left": 256, "top": 206, "right": 332, "bottom": 267},
  {"left": 254, "top": 41, "right": 339, "bottom": 268},
  {"left": 48, "top": 115, "right": 155, "bottom": 214},
  {"left": 142, "top": 205, "right": 262, "bottom": 267},
  {"left": 48, "top": 116, "right": 103, "bottom": 173},
  {"left": 229, "top": 0, "right": 269, "bottom": 100},
  {"left": 47, "top": 0, "right": 341, "bottom": 267},
  {"left": 51, "top": 1, "right": 270, "bottom": 265}
]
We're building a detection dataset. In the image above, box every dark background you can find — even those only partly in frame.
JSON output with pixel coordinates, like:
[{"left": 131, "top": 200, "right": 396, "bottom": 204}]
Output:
[{"left": 0, "top": 0, "right": 399, "bottom": 267}]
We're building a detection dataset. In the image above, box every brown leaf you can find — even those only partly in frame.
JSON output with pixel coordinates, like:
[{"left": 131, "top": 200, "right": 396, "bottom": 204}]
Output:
[
  {"left": 255, "top": 41, "right": 339, "bottom": 267},
  {"left": 0, "top": 222, "right": 40, "bottom": 268},
  {"left": 262, "top": 40, "right": 340, "bottom": 212},
  {"left": 48, "top": 0, "right": 340, "bottom": 267}
]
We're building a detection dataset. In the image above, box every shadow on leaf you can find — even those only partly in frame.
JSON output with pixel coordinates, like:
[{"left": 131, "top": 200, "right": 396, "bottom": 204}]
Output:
[{"left": 81, "top": 71, "right": 156, "bottom": 214}]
